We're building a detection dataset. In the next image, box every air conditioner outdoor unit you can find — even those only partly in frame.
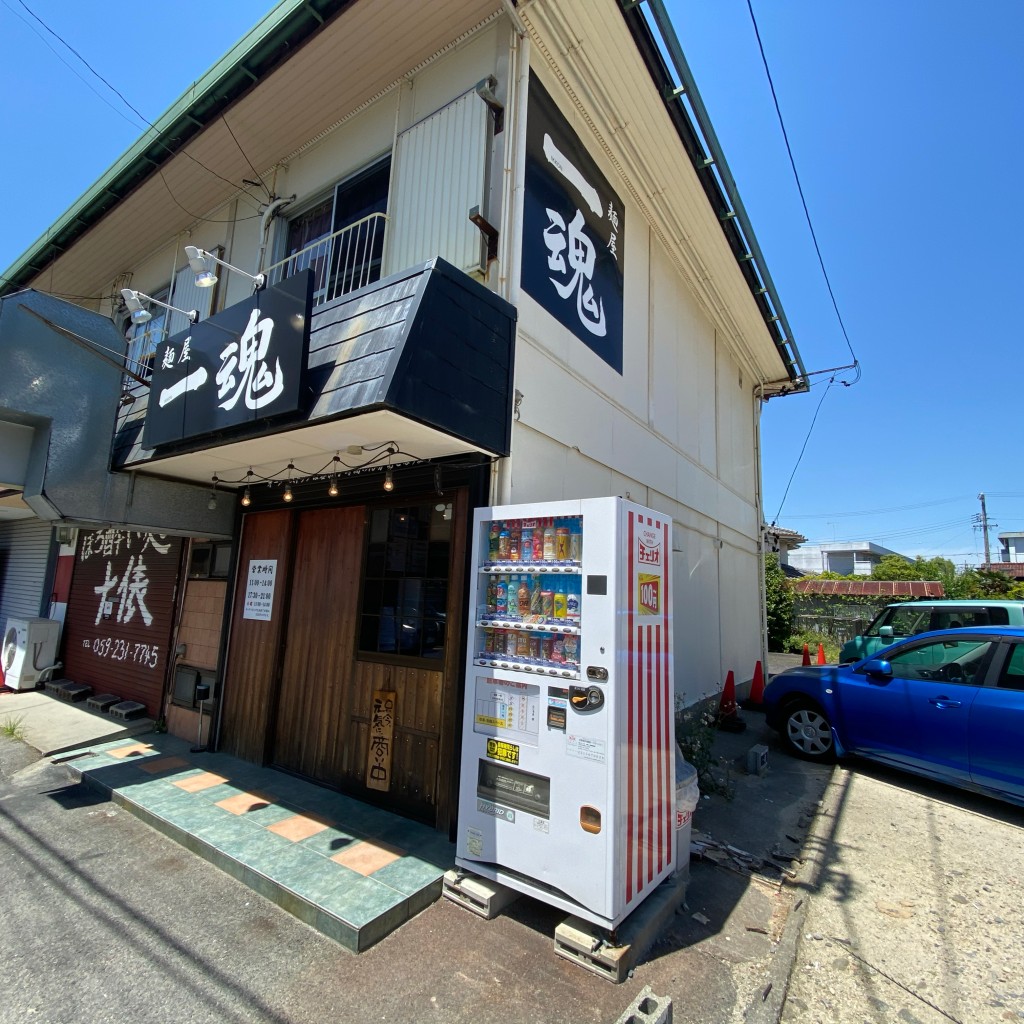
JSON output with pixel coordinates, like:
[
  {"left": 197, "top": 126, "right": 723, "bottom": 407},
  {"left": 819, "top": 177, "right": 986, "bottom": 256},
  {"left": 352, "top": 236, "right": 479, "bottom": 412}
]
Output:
[{"left": 2, "top": 617, "right": 61, "bottom": 691}]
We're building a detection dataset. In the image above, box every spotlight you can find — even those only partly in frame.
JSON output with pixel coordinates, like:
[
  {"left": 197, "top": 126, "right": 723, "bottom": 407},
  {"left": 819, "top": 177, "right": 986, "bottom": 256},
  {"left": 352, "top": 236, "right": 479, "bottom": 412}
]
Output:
[{"left": 185, "top": 245, "right": 265, "bottom": 290}]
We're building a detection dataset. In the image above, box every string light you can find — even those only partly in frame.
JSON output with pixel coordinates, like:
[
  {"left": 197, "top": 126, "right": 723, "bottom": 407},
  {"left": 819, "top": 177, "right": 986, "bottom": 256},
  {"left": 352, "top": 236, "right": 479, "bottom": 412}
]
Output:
[
  {"left": 328, "top": 453, "right": 340, "bottom": 497},
  {"left": 216, "top": 443, "right": 426, "bottom": 506}
]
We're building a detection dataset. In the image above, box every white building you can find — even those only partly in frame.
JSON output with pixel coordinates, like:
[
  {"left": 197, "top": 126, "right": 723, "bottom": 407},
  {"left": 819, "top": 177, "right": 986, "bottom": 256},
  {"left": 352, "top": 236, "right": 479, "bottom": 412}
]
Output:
[
  {"left": 0, "top": 0, "right": 808, "bottom": 833},
  {"left": 787, "top": 540, "right": 906, "bottom": 577}
]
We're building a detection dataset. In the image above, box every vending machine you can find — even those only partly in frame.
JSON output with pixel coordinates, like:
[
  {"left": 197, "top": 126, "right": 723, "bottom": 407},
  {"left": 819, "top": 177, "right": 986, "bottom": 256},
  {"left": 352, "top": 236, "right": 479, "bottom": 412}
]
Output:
[{"left": 455, "top": 496, "right": 674, "bottom": 930}]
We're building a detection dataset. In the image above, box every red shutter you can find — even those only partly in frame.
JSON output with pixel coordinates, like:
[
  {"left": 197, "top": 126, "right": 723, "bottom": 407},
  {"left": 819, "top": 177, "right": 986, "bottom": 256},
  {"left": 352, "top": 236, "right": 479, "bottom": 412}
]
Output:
[{"left": 62, "top": 529, "right": 183, "bottom": 715}]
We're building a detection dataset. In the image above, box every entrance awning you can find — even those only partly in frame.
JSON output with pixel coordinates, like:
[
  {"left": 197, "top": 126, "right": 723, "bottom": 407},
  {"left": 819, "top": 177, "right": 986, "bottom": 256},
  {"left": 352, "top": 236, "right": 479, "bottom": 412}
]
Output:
[{"left": 114, "top": 258, "right": 516, "bottom": 489}]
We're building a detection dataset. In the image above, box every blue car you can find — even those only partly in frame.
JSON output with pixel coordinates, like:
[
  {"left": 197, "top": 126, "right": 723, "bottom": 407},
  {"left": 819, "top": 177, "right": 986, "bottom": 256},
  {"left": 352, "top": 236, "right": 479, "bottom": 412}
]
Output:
[{"left": 763, "top": 626, "right": 1024, "bottom": 806}]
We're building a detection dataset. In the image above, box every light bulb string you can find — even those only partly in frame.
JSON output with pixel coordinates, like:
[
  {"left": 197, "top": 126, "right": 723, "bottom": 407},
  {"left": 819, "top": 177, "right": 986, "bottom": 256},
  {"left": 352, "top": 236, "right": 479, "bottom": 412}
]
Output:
[{"left": 207, "top": 443, "right": 408, "bottom": 487}]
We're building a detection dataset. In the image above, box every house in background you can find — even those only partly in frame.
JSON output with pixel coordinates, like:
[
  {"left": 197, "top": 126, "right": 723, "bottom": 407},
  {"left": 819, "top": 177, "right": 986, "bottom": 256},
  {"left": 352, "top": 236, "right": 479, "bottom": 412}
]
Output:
[
  {"left": 0, "top": 0, "right": 809, "bottom": 834},
  {"left": 763, "top": 525, "right": 807, "bottom": 577},
  {"left": 786, "top": 540, "right": 907, "bottom": 577},
  {"left": 979, "top": 531, "right": 1024, "bottom": 581}
]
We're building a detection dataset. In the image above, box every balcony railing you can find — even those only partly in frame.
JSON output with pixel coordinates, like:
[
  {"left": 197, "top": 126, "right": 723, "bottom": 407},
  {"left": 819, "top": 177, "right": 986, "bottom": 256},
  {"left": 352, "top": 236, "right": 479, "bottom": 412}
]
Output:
[{"left": 264, "top": 213, "right": 388, "bottom": 309}]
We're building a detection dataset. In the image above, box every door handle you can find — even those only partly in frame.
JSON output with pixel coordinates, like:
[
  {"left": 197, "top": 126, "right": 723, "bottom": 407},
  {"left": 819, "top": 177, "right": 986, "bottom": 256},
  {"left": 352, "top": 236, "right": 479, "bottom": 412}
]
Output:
[{"left": 928, "top": 696, "right": 962, "bottom": 709}]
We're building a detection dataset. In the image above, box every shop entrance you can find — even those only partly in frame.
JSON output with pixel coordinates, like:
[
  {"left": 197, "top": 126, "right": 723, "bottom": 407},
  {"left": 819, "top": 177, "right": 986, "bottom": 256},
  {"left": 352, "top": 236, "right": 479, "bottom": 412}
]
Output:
[{"left": 218, "top": 492, "right": 466, "bottom": 829}]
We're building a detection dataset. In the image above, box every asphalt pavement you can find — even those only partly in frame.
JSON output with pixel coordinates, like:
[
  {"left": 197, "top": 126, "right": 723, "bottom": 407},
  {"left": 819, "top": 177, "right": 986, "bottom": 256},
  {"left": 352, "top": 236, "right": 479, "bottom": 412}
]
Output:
[{"left": 2, "top": 679, "right": 831, "bottom": 1023}]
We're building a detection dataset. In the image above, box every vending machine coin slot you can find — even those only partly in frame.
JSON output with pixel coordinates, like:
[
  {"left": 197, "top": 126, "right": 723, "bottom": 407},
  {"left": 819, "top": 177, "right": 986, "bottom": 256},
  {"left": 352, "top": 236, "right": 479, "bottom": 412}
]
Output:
[
  {"left": 586, "top": 666, "right": 608, "bottom": 681},
  {"left": 579, "top": 805, "right": 602, "bottom": 834}
]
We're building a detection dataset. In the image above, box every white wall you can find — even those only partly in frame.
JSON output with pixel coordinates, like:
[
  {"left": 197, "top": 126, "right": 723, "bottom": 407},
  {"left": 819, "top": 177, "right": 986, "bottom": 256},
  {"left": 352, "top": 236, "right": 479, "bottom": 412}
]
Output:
[{"left": 506, "top": 63, "right": 766, "bottom": 706}]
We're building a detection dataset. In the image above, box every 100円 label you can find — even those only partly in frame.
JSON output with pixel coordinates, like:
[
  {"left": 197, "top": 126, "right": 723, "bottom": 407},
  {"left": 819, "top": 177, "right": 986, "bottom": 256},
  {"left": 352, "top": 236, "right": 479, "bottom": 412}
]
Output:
[{"left": 486, "top": 738, "right": 520, "bottom": 765}]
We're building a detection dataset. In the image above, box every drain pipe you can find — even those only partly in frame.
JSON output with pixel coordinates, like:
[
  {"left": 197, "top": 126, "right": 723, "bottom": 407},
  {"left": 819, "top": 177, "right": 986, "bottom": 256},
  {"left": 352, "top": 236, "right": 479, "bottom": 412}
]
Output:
[
  {"left": 493, "top": 3, "right": 529, "bottom": 506},
  {"left": 255, "top": 195, "right": 295, "bottom": 276}
]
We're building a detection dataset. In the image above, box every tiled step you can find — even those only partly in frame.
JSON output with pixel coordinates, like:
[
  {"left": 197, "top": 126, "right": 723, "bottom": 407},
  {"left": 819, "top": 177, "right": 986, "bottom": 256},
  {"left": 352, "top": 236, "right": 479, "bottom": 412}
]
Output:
[{"left": 62, "top": 737, "right": 454, "bottom": 953}]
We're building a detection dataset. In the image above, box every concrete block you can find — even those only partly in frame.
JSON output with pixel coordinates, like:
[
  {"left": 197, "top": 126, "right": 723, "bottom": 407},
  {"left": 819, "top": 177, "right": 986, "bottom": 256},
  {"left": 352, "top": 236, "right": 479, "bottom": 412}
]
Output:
[
  {"left": 442, "top": 869, "right": 520, "bottom": 919},
  {"left": 87, "top": 694, "right": 121, "bottom": 712},
  {"left": 55, "top": 682, "right": 92, "bottom": 703},
  {"left": 615, "top": 985, "right": 673, "bottom": 1024},
  {"left": 109, "top": 700, "right": 146, "bottom": 721},
  {"left": 746, "top": 744, "right": 769, "bottom": 775},
  {"left": 554, "top": 873, "right": 688, "bottom": 983}
]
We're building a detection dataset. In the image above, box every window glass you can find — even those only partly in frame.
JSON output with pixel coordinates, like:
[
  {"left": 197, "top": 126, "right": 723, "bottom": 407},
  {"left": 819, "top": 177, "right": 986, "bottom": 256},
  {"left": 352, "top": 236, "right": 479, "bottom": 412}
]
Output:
[
  {"left": 125, "top": 287, "right": 169, "bottom": 378},
  {"left": 281, "top": 157, "right": 391, "bottom": 306},
  {"left": 869, "top": 606, "right": 930, "bottom": 637},
  {"left": 884, "top": 637, "right": 994, "bottom": 686},
  {"left": 997, "top": 643, "right": 1024, "bottom": 691},
  {"left": 359, "top": 503, "right": 450, "bottom": 659}
]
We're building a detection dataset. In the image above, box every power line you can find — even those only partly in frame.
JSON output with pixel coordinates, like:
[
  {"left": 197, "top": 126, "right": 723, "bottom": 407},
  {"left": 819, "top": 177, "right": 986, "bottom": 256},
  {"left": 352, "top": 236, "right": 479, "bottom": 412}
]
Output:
[
  {"left": 11, "top": 0, "right": 267, "bottom": 207},
  {"left": 745, "top": 0, "right": 858, "bottom": 373}
]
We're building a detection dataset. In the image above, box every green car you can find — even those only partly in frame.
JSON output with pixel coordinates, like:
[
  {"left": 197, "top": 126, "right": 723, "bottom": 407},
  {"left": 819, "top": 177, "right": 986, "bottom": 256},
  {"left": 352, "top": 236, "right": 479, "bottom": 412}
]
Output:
[{"left": 839, "top": 599, "right": 1024, "bottom": 664}]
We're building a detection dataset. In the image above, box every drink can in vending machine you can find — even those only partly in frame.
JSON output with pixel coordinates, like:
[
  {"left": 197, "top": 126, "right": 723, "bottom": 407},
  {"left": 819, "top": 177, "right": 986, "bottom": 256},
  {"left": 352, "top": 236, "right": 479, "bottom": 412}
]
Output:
[
  {"left": 540, "top": 636, "right": 554, "bottom": 662},
  {"left": 495, "top": 577, "right": 507, "bottom": 616},
  {"left": 562, "top": 634, "right": 578, "bottom": 664},
  {"left": 529, "top": 636, "right": 541, "bottom": 660},
  {"left": 530, "top": 580, "right": 543, "bottom": 616},
  {"left": 565, "top": 589, "right": 580, "bottom": 621},
  {"left": 556, "top": 526, "right": 570, "bottom": 561},
  {"left": 570, "top": 528, "right": 582, "bottom": 562},
  {"left": 551, "top": 638, "right": 565, "bottom": 663},
  {"left": 506, "top": 631, "right": 520, "bottom": 657},
  {"left": 516, "top": 632, "right": 532, "bottom": 658},
  {"left": 553, "top": 587, "right": 567, "bottom": 619},
  {"left": 541, "top": 590, "right": 554, "bottom": 618}
]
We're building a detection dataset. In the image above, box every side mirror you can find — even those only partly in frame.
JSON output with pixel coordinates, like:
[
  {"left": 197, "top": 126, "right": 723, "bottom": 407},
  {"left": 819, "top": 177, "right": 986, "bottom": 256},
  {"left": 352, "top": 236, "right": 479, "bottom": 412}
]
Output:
[
  {"left": 862, "top": 659, "right": 893, "bottom": 680},
  {"left": 879, "top": 626, "right": 894, "bottom": 638}
]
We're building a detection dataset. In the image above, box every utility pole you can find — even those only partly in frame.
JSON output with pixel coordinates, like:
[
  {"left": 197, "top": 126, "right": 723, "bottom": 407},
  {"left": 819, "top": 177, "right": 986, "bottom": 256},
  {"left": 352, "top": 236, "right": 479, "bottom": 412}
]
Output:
[{"left": 976, "top": 492, "right": 994, "bottom": 565}]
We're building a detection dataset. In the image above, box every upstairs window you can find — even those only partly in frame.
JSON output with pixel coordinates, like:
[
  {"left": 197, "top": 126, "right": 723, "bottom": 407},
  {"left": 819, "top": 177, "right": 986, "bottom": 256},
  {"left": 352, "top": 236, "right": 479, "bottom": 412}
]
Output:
[{"left": 278, "top": 156, "right": 391, "bottom": 306}]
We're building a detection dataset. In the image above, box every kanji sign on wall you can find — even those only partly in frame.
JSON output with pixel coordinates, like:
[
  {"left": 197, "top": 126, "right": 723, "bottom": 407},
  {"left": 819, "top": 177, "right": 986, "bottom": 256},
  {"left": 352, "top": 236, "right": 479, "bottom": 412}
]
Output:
[
  {"left": 144, "top": 271, "right": 312, "bottom": 448},
  {"left": 522, "top": 75, "right": 625, "bottom": 373},
  {"left": 63, "top": 529, "right": 183, "bottom": 714}
]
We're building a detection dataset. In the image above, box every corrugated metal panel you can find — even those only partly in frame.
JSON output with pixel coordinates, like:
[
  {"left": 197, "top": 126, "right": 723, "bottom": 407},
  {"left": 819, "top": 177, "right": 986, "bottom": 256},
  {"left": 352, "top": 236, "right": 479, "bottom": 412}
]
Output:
[
  {"left": 62, "top": 530, "right": 183, "bottom": 714},
  {"left": 0, "top": 519, "right": 54, "bottom": 626},
  {"left": 166, "top": 258, "right": 217, "bottom": 339},
  {"left": 386, "top": 88, "right": 490, "bottom": 275}
]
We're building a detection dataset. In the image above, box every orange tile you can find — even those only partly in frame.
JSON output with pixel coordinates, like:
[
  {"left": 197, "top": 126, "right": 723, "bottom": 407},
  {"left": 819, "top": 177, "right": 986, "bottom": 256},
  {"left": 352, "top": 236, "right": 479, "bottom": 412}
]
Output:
[
  {"left": 215, "top": 791, "right": 273, "bottom": 814},
  {"left": 107, "top": 742, "right": 154, "bottom": 759},
  {"left": 331, "top": 839, "right": 405, "bottom": 875},
  {"left": 267, "top": 814, "right": 330, "bottom": 842},
  {"left": 172, "top": 771, "right": 229, "bottom": 793},
  {"left": 140, "top": 756, "right": 190, "bottom": 774}
]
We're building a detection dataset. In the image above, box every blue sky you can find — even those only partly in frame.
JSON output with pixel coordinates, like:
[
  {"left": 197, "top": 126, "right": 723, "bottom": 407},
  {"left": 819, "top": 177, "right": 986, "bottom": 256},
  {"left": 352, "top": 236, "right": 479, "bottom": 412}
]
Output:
[{"left": 2, "top": 1, "right": 1021, "bottom": 566}]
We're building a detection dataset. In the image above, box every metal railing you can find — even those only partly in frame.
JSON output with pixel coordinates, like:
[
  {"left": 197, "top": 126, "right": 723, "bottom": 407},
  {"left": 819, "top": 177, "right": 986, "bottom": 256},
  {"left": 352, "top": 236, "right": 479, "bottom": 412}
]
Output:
[{"left": 264, "top": 213, "right": 388, "bottom": 308}]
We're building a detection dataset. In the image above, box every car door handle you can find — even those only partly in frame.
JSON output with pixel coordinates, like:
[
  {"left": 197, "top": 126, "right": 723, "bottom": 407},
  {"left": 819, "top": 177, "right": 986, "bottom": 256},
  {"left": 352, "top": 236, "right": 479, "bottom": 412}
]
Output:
[{"left": 928, "top": 696, "right": 962, "bottom": 709}]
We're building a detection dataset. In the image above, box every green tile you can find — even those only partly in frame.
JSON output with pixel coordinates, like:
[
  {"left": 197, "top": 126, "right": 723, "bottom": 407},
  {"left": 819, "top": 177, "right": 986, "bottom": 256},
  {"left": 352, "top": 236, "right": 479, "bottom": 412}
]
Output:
[
  {"left": 317, "top": 874, "right": 407, "bottom": 928},
  {"left": 284, "top": 858, "right": 365, "bottom": 906},
  {"left": 371, "top": 856, "right": 446, "bottom": 897},
  {"left": 298, "top": 825, "right": 363, "bottom": 858},
  {"left": 192, "top": 814, "right": 263, "bottom": 844}
]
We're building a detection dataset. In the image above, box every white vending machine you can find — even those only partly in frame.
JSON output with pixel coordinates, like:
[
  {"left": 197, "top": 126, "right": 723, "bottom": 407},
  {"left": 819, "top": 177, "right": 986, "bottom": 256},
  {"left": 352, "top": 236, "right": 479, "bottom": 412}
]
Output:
[{"left": 455, "top": 497, "right": 674, "bottom": 930}]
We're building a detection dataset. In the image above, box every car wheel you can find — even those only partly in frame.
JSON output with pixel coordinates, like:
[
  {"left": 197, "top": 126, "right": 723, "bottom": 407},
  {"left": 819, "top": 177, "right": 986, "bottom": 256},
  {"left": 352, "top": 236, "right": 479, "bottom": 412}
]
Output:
[{"left": 782, "top": 701, "right": 836, "bottom": 763}]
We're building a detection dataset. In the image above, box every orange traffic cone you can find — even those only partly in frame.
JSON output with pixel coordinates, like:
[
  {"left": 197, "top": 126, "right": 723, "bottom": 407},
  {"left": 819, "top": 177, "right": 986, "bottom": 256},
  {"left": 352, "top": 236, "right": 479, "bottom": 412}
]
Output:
[
  {"left": 817, "top": 643, "right": 826, "bottom": 666},
  {"left": 718, "top": 670, "right": 747, "bottom": 733},
  {"left": 742, "top": 660, "right": 765, "bottom": 711},
  {"left": 802, "top": 643, "right": 811, "bottom": 666}
]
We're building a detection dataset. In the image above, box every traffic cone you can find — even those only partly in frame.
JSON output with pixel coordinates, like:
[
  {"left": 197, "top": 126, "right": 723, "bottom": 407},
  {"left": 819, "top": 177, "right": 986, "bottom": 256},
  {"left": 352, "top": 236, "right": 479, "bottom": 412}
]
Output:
[
  {"left": 802, "top": 643, "right": 811, "bottom": 666},
  {"left": 817, "top": 643, "right": 826, "bottom": 666},
  {"left": 718, "top": 670, "right": 747, "bottom": 732},
  {"left": 742, "top": 660, "right": 765, "bottom": 710}
]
